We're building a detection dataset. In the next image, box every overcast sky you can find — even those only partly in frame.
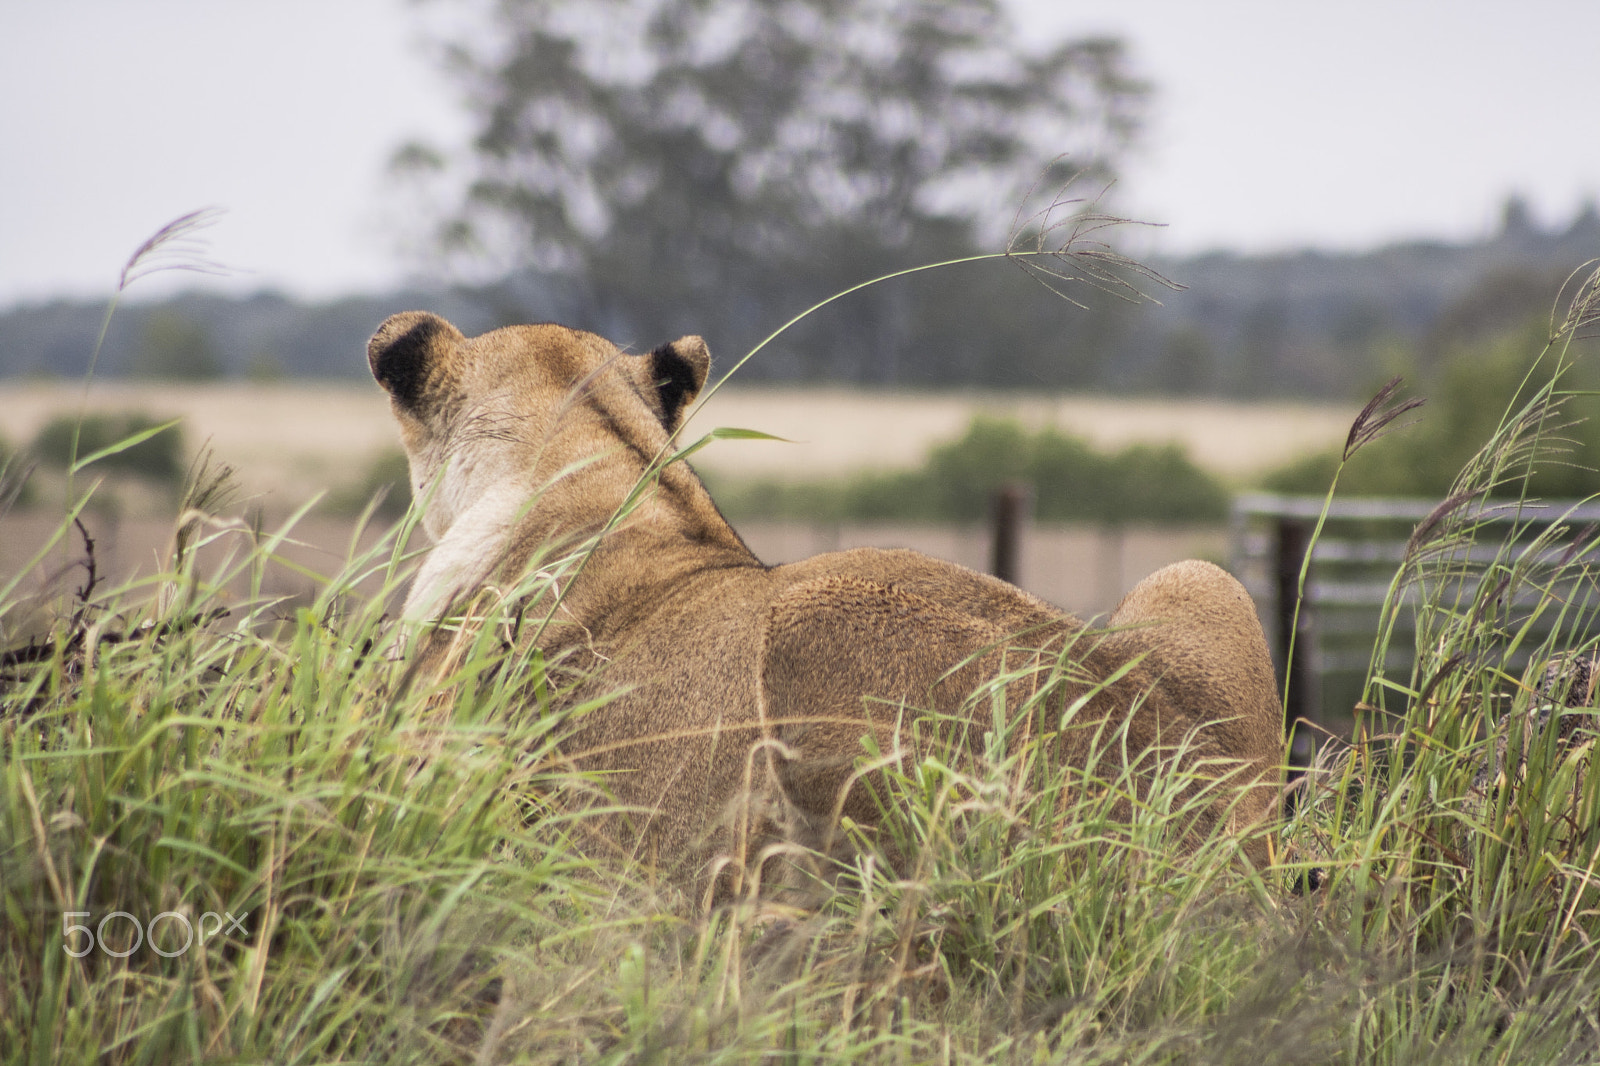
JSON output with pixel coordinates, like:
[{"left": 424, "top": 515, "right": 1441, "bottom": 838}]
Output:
[{"left": 3, "top": 0, "right": 1597, "bottom": 309}]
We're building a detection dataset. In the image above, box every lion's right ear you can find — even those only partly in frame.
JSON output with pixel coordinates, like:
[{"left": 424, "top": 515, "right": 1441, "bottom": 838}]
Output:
[
  {"left": 368, "top": 311, "right": 463, "bottom": 408},
  {"left": 647, "top": 335, "right": 711, "bottom": 432}
]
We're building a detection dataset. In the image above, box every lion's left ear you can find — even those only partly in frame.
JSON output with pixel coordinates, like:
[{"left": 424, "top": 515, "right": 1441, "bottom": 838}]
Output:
[
  {"left": 368, "top": 310, "right": 463, "bottom": 410},
  {"left": 647, "top": 335, "right": 710, "bottom": 431}
]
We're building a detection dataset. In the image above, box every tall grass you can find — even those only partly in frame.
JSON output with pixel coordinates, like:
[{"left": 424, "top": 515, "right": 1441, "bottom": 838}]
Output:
[
  {"left": 0, "top": 471, "right": 600, "bottom": 1062},
  {"left": 6, "top": 220, "right": 1600, "bottom": 1061}
]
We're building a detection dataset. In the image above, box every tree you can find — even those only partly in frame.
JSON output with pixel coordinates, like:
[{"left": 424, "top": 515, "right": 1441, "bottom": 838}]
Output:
[{"left": 401, "top": 0, "right": 1149, "bottom": 380}]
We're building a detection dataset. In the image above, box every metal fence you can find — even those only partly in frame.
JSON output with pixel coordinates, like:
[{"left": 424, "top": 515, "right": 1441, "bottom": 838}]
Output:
[{"left": 1230, "top": 493, "right": 1600, "bottom": 760}]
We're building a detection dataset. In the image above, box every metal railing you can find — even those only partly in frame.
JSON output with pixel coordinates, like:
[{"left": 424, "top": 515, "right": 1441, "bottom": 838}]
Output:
[{"left": 1230, "top": 493, "right": 1600, "bottom": 759}]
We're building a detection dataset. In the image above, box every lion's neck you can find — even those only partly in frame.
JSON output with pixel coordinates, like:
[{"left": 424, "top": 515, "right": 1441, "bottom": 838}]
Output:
[{"left": 506, "top": 458, "right": 759, "bottom": 638}]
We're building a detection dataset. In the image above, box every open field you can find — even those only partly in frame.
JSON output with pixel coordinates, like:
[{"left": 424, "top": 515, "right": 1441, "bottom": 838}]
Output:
[
  {"left": 0, "top": 380, "right": 1340, "bottom": 632},
  {"left": 0, "top": 381, "right": 1353, "bottom": 505},
  {"left": 0, "top": 381, "right": 398, "bottom": 510},
  {"left": 0, "top": 381, "right": 1335, "bottom": 633}
]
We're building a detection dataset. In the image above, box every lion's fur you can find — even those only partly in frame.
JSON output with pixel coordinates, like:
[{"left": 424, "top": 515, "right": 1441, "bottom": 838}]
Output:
[{"left": 369, "top": 311, "right": 1285, "bottom": 900}]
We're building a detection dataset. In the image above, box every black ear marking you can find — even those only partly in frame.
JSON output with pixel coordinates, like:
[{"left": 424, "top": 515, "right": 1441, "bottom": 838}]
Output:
[
  {"left": 368, "top": 311, "right": 453, "bottom": 408},
  {"left": 648, "top": 335, "right": 710, "bottom": 430},
  {"left": 649, "top": 343, "right": 697, "bottom": 427}
]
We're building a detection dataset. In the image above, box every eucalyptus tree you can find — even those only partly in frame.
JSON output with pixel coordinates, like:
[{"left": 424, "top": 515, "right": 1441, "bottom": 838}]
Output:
[{"left": 400, "top": 0, "right": 1149, "bottom": 382}]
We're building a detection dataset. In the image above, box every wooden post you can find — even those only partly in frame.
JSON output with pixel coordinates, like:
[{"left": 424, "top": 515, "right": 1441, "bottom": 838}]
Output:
[
  {"left": 989, "top": 483, "right": 1032, "bottom": 586},
  {"left": 1274, "top": 516, "right": 1318, "bottom": 765}
]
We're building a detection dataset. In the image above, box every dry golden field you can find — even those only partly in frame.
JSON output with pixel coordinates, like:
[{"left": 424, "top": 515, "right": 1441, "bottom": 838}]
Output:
[
  {"left": 0, "top": 377, "right": 1356, "bottom": 630},
  {"left": 0, "top": 381, "right": 1352, "bottom": 505},
  {"left": 0, "top": 382, "right": 1350, "bottom": 620}
]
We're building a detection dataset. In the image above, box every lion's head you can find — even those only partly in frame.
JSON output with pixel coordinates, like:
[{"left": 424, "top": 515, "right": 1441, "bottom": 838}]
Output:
[{"left": 367, "top": 311, "right": 711, "bottom": 542}]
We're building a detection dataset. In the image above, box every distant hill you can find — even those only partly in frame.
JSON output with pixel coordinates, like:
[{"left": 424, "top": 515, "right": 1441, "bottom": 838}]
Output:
[{"left": 2, "top": 197, "right": 1595, "bottom": 399}]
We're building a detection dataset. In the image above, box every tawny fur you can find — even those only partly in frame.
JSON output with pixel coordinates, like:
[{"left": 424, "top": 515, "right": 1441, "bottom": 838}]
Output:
[{"left": 368, "top": 311, "right": 1285, "bottom": 901}]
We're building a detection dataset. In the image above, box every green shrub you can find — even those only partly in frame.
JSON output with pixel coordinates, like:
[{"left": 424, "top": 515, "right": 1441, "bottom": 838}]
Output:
[
  {"left": 712, "top": 415, "right": 1230, "bottom": 525},
  {"left": 29, "top": 412, "right": 185, "bottom": 482}
]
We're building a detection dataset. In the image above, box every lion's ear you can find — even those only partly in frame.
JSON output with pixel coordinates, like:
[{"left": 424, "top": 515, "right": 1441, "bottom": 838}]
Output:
[
  {"left": 368, "top": 311, "right": 463, "bottom": 409},
  {"left": 647, "top": 335, "right": 711, "bottom": 431}
]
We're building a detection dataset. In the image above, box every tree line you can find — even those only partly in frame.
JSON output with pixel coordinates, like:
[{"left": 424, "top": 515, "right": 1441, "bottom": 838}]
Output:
[{"left": 2, "top": 207, "right": 1594, "bottom": 399}]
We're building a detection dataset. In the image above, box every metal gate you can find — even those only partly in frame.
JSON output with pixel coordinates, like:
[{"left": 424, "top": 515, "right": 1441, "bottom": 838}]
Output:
[{"left": 1230, "top": 493, "right": 1600, "bottom": 761}]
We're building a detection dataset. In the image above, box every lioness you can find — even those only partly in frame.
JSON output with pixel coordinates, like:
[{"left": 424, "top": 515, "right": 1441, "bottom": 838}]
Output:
[{"left": 369, "top": 311, "right": 1284, "bottom": 901}]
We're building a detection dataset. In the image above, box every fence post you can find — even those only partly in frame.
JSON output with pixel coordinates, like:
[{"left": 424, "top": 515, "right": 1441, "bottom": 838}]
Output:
[
  {"left": 1274, "top": 516, "right": 1318, "bottom": 764},
  {"left": 989, "top": 483, "right": 1032, "bottom": 586}
]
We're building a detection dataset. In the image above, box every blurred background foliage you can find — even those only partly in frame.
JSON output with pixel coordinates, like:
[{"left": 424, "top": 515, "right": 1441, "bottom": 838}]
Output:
[
  {"left": 709, "top": 415, "right": 1228, "bottom": 524},
  {"left": 1263, "top": 322, "right": 1600, "bottom": 499},
  {"left": 2, "top": 202, "right": 1592, "bottom": 402},
  {"left": 129, "top": 308, "right": 223, "bottom": 381},
  {"left": 28, "top": 412, "right": 186, "bottom": 483},
  {"left": 395, "top": 0, "right": 1149, "bottom": 384}
]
